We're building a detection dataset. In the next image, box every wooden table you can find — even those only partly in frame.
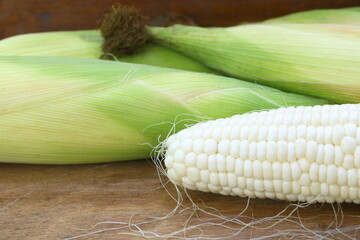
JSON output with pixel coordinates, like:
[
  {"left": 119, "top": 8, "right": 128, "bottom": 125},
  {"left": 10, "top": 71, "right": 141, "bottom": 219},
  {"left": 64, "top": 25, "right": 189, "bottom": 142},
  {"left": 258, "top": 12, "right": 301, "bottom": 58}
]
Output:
[
  {"left": 1, "top": 160, "right": 359, "bottom": 239},
  {"left": 1, "top": 0, "right": 360, "bottom": 239}
]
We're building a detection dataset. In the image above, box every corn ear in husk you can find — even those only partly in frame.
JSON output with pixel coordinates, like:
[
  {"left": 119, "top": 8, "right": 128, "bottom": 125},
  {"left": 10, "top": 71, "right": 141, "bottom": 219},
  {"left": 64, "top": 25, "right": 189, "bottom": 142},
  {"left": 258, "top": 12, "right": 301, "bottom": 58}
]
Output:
[
  {"left": 264, "top": 7, "right": 360, "bottom": 25},
  {"left": 147, "top": 23, "right": 360, "bottom": 103},
  {"left": 0, "top": 30, "right": 216, "bottom": 73},
  {"left": 0, "top": 56, "right": 326, "bottom": 164}
]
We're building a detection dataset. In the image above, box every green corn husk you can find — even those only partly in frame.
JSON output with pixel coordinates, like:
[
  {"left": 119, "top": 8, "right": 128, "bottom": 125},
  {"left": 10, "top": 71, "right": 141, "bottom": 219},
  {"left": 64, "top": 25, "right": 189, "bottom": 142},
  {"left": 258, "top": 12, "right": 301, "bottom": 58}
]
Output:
[
  {"left": 264, "top": 7, "right": 360, "bottom": 25},
  {"left": 0, "top": 56, "right": 326, "bottom": 164},
  {"left": 0, "top": 30, "right": 216, "bottom": 73},
  {"left": 147, "top": 23, "right": 360, "bottom": 103}
]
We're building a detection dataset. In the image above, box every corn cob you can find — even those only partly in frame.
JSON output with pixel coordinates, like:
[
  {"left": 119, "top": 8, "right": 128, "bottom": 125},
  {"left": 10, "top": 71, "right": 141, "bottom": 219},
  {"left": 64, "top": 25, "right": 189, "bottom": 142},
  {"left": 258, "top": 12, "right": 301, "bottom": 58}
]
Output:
[
  {"left": 0, "top": 56, "right": 325, "bottom": 164},
  {"left": 264, "top": 7, "right": 360, "bottom": 25},
  {"left": 101, "top": 6, "right": 360, "bottom": 103},
  {"left": 0, "top": 30, "right": 216, "bottom": 73},
  {"left": 164, "top": 103, "right": 360, "bottom": 204}
]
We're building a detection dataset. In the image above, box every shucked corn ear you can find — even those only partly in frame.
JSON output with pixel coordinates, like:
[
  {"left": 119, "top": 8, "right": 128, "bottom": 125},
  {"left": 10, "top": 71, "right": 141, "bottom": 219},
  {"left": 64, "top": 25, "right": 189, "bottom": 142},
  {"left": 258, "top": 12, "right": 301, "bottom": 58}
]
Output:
[
  {"left": 264, "top": 7, "right": 360, "bottom": 25},
  {"left": 0, "top": 56, "right": 325, "bottom": 164},
  {"left": 164, "top": 104, "right": 360, "bottom": 204},
  {"left": 0, "top": 30, "right": 216, "bottom": 73},
  {"left": 146, "top": 23, "right": 360, "bottom": 103}
]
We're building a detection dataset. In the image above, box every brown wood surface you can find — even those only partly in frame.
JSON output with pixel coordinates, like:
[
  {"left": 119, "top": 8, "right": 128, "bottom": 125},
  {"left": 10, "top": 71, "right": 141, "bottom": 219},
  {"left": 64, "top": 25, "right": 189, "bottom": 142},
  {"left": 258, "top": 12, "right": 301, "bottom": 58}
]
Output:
[
  {"left": 0, "top": 0, "right": 359, "bottom": 38},
  {"left": 1, "top": 0, "right": 360, "bottom": 239},
  {"left": 0, "top": 161, "right": 359, "bottom": 240}
]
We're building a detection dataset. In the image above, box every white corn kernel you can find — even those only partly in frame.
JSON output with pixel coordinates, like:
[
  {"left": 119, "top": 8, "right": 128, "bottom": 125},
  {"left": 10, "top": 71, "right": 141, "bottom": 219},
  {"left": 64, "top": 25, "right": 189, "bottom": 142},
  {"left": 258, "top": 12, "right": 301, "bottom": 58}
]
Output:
[
  {"left": 173, "top": 163, "right": 187, "bottom": 177},
  {"left": 258, "top": 126, "right": 268, "bottom": 141},
  {"left": 316, "top": 144, "right": 325, "bottom": 164},
  {"left": 299, "top": 158, "right": 310, "bottom": 172},
  {"left": 283, "top": 181, "right": 292, "bottom": 194},
  {"left": 235, "top": 159, "right": 244, "bottom": 176},
  {"left": 210, "top": 172, "right": 220, "bottom": 186},
  {"left": 204, "top": 139, "right": 217, "bottom": 155},
  {"left": 334, "top": 146, "right": 344, "bottom": 166},
  {"left": 292, "top": 181, "right": 301, "bottom": 194},
  {"left": 299, "top": 173, "right": 311, "bottom": 186},
  {"left": 344, "top": 155, "right": 354, "bottom": 169},
  {"left": 244, "top": 160, "right": 253, "bottom": 178},
  {"left": 263, "top": 161, "right": 272, "bottom": 179},
  {"left": 180, "top": 139, "right": 193, "bottom": 153},
  {"left": 329, "top": 185, "right": 340, "bottom": 197},
  {"left": 264, "top": 180, "right": 273, "bottom": 192},
  {"left": 316, "top": 127, "right": 325, "bottom": 144},
  {"left": 208, "top": 155, "right": 217, "bottom": 172},
  {"left": 297, "top": 125, "right": 307, "bottom": 139},
  {"left": 216, "top": 154, "right": 226, "bottom": 172},
  {"left": 197, "top": 153, "right": 208, "bottom": 169},
  {"left": 277, "top": 141, "right": 288, "bottom": 162},
  {"left": 167, "top": 168, "right": 181, "bottom": 182},
  {"left": 200, "top": 170, "right": 210, "bottom": 184},
  {"left": 246, "top": 178, "right": 255, "bottom": 191},
  {"left": 355, "top": 147, "right": 360, "bottom": 167},
  {"left": 273, "top": 180, "right": 282, "bottom": 193},
  {"left": 278, "top": 125, "right": 287, "bottom": 140},
  {"left": 237, "top": 177, "right": 246, "bottom": 189},
  {"left": 187, "top": 168, "right": 200, "bottom": 182},
  {"left": 219, "top": 172, "right": 228, "bottom": 187},
  {"left": 173, "top": 149, "right": 186, "bottom": 163},
  {"left": 287, "top": 142, "right": 296, "bottom": 162},
  {"left": 185, "top": 153, "right": 197, "bottom": 167},
  {"left": 164, "top": 156, "right": 173, "bottom": 168},
  {"left": 319, "top": 165, "right": 327, "bottom": 183},
  {"left": 348, "top": 169, "right": 357, "bottom": 187},
  {"left": 327, "top": 165, "right": 338, "bottom": 184},
  {"left": 229, "top": 140, "right": 241, "bottom": 158},
  {"left": 193, "top": 138, "right": 204, "bottom": 154},
  {"left": 257, "top": 141, "right": 267, "bottom": 161},
  {"left": 273, "top": 162, "right": 282, "bottom": 179},
  {"left": 226, "top": 156, "right": 235, "bottom": 172},
  {"left": 287, "top": 126, "right": 297, "bottom": 142},
  {"left": 309, "top": 163, "right": 319, "bottom": 181},
  {"left": 240, "top": 140, "right": 250, "bottom": 160},
  {"left": 338, "top": 167, "right": 347, "bottom": 185},
  {"left": 249, "top": 142, "right": 258, "bottom": 160},
  {"left": 282, "top": 163, "right": 291, "bottom": 181},
  {"left": 333, "top": 125, "right": 344, "bottom": 145},
  {"left": 306, "top": 141, "right": 317, "bottom": 162},
  {"left": 266, "top": 141, "right": 277, "bottom": 162},
  {"left": 254, "top": 179, "right": 265, "bottom": 192},
  {"left": 306, "top": 126, "right": 316, "bottom": 141},
  {"left": 295, "top": 139, "right": 306, "bottom": 158},
  {"left": 324, "top": 126, "right": 332, "bottom": 144},
  {"left": 349, "top": 187, "right": 358, "bottom": 200},
  {"left": 227, "top": 173, "right": 237, "bottom": 188},
  {"left": 218, "top": 140, "right": 230, "bottom": 155},
  {"left": 345, "top": 123, "right": 357, "bottom": 138},
  {"left": 267, "top": 125, "right": 278, "bottom": 141},
  {"left": 342, "top": 137, "right": 357, "bottom": 154},
  {"left": 291, "top": 162, "right": 301, "bottom": 180},
  {"left": 324, "top": 144, "right": 335, "bottom": 165}
]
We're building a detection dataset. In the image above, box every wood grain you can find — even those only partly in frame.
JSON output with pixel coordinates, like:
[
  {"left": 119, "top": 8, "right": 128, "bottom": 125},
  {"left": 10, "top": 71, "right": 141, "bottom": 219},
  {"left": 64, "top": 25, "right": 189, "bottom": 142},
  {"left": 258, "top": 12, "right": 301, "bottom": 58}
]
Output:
[
  {"left": 0, "top": 161, "right": 359, "bottom": 239},
  {"left": 1, "top": 1, "right": 360, "bottom": 239},
  {"left": 0, "top": 0, "right": 359, "bottom": 38}
]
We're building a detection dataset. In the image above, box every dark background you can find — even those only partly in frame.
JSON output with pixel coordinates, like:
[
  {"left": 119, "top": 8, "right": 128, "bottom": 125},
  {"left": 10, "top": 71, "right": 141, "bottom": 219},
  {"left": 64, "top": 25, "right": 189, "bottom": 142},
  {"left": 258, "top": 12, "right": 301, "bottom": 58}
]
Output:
[{"left": 0, "top": 0, "right": 359, "bottom": 39}]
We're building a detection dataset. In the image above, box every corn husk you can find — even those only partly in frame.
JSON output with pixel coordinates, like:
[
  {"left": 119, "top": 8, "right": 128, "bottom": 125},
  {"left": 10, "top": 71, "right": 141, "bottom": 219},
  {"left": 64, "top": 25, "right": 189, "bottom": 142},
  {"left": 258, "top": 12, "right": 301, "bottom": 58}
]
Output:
[
  {"left": 0, "top": 30, "right": 216, "bottom": 73},
  {"left": 0, "top": 56, "right": 326, "bottom": 164},
  {"left": 265, "top": 7, "right": 360, "bottom": 25},
  {"left": 148, "top": 23, "right": 360, "bottom": 103}
]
